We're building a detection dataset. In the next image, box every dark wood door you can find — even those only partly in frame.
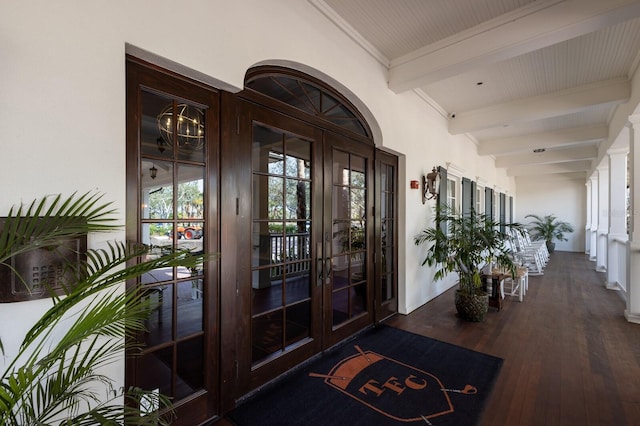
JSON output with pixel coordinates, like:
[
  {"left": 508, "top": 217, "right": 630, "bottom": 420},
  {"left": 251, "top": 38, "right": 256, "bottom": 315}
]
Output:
[
  {"left": 223, "top": 99, "right": 377, "bottom": 398},
  {"left": 126, "top": 58, "right": 219, "bottom": 425},
  {"left": 223, "top": 97, "right": 324, "bottom": 399},
  {"left": 375, "top": 150, "right": 398, "bottom": 322},
  {"left": 322, "top": 132, "right": 375, "bottom": 347}
]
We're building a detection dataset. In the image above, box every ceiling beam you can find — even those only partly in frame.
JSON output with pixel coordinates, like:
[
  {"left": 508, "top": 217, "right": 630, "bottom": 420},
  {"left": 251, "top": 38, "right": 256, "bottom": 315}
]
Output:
[
  {"left": 495, "top": 146, "right": 598, "bottom": 168},
  {"left": 506, "top": 160, "right": 592, "bottom": 176},
  {"left": 515, "top": 172, "right": 588, "bottom": 182},
  {"left": 388, "top": 0, "right": 640, "bottom": 93},
  {"left": 449, "top": 78, "right": 629, "bottom": 135},
  {"left": 478, "top": 125, "right": 608, "bottom": 156}
]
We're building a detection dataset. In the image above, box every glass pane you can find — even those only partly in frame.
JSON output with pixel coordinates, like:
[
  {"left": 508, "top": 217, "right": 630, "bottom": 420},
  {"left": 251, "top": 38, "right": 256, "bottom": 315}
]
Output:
[
  {"left": 141, "top": 222, "right": 173, "bottom": 250},
  {"left": 176, "top": 337, "right": 204, "bottom": 400},
  {"left": 321, "top": 91, "right": 339, "bottom": 114},
  {"left": 141, "top": 261, "right": 174, "bottom": 284},
  {"left": 382, "top": 219, "right": 393, "bottom": 247},
  {"left": 301, "top": 82, "right": 321, "bottom": 112},
  {"left": 386, "top": 189, "right": 394, "bottom": 220},
  {"left": 267, "top": 77, "right": 315, "bottom": 113},
  {"left": 285, "top": 221, "right": 310, "bottom": 261},
  {"left": 350, "top": 220, "right": 366, "bottom": 251},
  {"left": 350, "top": 189, "right": 366, "bottom": 220},
  {"left": 380, "top": 165, "right": 388, "bottom": 193},
  {"left": 332, "top": 255, "right": 349, "bottom": 289},
  {"left": 380, "top": 192, "right": 387, "bottom": 219},
  {"left": 285, "top": 302, "right": 310, "bottom": 346},
  {"left": 285, "top": 268, "right": 310, "bottom": 305},
  {"left": 332, "top": 221, "right": 350, "bottom": 254},
  {"left": 350, "top": 156, "right": 365, "bottom": 187},
  {"left": 252, "top": 222, "right": 281, "bottom": 268},
  {"left": 176, "top": 222, "right": 204, "bottom": 256},
  {"left": 332, "top": 186, "right": 349, "bottom": 220},
  {"left": 141, "top": 91, "right": 174, "bottom": 160},
  {"left": 174, "top": 103, "right": 205, "bottom": 162},
  {"left": 253, "top": 124, "right": 284, "bottom": 174},
  {"left": 137, "top": 347, "right": 173, "bottom": 398},
  {"left": 286, "top": 221, "right": 311, "bottom": 260},
  {"left": 252, "top": 266, "right": 284, "bottom": 315},
  {"left": 333, "top": 150, "right": 349, "bottom": 185},
  {"left": 332, "top": 289, "right": 349, "bottom": 326},
  {"left": 252, "top": 310, "right": 283, "bottom": 364},
  {"left": 285, "top": 137, "right": 311, "bottom": 179},
  {"left": 176, "top": 280, "right": 203, "bottom": 338},
  {"left": 351, "top": 261, "right": 365, "bottom": 284},
  {"left": 141, "top": 160, "right": 173, "bottom": 220},
  {"left": 177, "top": 165, "right": 204, "bottom": 220},
  {"left": 143, "top": 284, "right": 173, "bottom": 347},
  {"left": 286, "top": 179, "right": 310, "bottom": 220},
  {"left": 253, "top": 175, "right": 284, "bottom": 220},
  {"left": 383, "top": 272, "right": 394, "bottom": 301},
  {"left": 385, "top": 164, "right": 395, "bottom": 191},
  {"left": 381, "top": 219, "right": 388, "bottom": 247},
  {"left": 351, "top": 283, "right": 367, "bottom": 317}
]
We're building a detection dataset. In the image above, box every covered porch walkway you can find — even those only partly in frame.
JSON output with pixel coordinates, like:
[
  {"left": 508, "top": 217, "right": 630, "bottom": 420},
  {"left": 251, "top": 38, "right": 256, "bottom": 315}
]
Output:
[{"left": 388, "top": 251, "right": 640, "bottom": 425}]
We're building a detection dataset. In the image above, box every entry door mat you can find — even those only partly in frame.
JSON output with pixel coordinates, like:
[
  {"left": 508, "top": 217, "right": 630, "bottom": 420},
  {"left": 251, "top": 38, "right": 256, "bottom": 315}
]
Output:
[{"left": 227, "top": 325, "right": 503, "bottom": 426}]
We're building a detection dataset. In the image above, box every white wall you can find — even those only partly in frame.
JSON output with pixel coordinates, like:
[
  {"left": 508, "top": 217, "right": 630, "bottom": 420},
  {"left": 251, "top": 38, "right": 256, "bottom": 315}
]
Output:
[
  {"left": 515, "top": 176, "right": 586, "bottom": 252},
  {"left": 0, "top": 0, "right": 517, "bottom": 383}
]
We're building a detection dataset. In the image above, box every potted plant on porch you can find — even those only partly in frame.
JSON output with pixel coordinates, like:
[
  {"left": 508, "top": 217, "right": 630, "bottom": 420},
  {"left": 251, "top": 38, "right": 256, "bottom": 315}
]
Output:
[
  {"left": 524, "top": 213, "right": 574, "bottom": 253},
  {"left": 415, "top": 204, "right": 521, "bottom": 322}
]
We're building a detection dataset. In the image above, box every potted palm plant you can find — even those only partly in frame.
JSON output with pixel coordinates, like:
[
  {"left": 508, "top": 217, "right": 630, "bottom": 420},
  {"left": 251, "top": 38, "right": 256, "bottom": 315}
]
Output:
[
  {"left": 0, "top": 192, "right": 211, "bottom": 425},
  {"left": 415, "top": 204, "right": 521, "bottom": 322},
  {"left": 524, "top": 213, "right": 574, "bottom": 253}
]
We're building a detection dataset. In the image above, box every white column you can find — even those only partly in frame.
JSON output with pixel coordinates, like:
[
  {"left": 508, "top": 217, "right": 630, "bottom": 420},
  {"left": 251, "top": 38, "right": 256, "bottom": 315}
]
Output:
[
  {"left": 589, "top": 175, "right": 598, "bottom": 261},
  {"left": 585, "top": 180, "right": 592, "bottom": 254},
  {"left": 626, "top": 114, "right": 640, "bottom": 323},
  {"left": 607, "top": 148, "right": 628, "bottom": 290},
  {"left": 596, "top": 165, "right": 609, "bottom": 272}
]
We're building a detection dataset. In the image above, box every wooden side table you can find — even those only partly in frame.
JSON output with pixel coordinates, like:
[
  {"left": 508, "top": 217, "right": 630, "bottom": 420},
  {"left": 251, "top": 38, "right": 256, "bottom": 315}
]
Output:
[{"left": 481, "top": 273, "right": 505, "bottom": 311}]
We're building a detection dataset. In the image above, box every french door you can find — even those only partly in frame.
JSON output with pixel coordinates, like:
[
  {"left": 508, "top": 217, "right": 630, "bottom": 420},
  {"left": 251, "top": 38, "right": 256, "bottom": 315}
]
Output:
[
  {"left": 322, "top": 131, "right": 374, "bottom": 347},
  {"left": 126, "top": 58, "right": 219, "bottom": 424},
  {"left": 224, "top": 98, "right": 374, "bottom": 397}
]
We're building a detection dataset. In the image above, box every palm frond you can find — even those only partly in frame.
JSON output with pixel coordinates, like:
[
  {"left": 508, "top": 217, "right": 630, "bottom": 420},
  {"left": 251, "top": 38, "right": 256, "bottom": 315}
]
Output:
[
  {"left": 0, "top": 192, "right": 117, "bottom": 263},
  {"left": 1, "top": 192, "right": 216, "bottom": 424}
]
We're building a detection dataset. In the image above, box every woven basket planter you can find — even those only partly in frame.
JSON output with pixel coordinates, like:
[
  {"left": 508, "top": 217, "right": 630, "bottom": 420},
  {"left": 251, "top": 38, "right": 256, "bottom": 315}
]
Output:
[{"left": 454, "top": 290, "right": 489, "bottom": 322}]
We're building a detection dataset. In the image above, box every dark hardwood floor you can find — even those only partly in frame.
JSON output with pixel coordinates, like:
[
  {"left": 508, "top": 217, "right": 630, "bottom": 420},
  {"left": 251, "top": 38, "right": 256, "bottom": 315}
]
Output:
[
  {"left": 218, "top": 251, "right": 640, "bottom": 425},
  {"left": 387, "top": 251, "right": 640, "bottom": 426}
]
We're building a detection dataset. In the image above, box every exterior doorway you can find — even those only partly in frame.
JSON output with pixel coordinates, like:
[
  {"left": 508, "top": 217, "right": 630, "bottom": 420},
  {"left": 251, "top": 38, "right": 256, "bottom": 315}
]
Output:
[{"left": 126, "top": 59, "right": 397, "bottom": 424}]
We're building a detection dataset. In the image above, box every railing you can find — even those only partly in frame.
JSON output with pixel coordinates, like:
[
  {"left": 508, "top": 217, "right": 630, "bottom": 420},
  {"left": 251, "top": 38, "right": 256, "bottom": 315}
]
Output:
[{"left": 269, "top": 232, "right": 311, "bottom": 278}]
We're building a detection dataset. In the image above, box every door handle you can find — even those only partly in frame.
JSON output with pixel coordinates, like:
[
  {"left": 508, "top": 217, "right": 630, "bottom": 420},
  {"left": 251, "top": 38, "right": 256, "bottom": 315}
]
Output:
[
  {"left": 324, "top": 235, "right": 332, "bottom": 284},
  {"left": 317, "top": 242, "right": 324, "bottom": 286},
  {"left": 325, "top": 257, "right": 332, "bottom": 284}
]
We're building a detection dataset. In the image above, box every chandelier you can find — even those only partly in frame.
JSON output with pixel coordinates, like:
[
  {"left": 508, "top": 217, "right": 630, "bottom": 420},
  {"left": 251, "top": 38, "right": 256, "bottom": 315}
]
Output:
[{"left": 157, "top": 103, "right": 205, "bottom": 151}]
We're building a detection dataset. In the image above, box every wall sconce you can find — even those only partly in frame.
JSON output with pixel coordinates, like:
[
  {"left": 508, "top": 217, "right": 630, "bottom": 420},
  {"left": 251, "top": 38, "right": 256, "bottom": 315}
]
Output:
[
  {"left": 422, "top": 166, "right": 441, "bottom": 204},
  {"left": 149, "top": 165, "right": 158, "bottom": 180}
]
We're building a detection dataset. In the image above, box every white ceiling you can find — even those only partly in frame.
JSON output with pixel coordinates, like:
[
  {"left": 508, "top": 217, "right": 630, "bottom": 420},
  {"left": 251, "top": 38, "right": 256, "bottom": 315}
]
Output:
[{"left": 312, "top": 0, "right": 640, "bottom": 178}]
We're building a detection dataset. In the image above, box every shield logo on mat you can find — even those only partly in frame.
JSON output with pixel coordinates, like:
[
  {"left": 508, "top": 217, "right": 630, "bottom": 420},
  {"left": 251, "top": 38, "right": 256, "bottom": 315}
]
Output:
[{"left": 310, "top": 345, "right": 465, "bottom": 422}]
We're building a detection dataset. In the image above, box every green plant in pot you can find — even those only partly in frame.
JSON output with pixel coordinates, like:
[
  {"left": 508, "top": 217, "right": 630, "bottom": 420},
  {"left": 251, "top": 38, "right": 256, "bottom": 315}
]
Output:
[
  {"left": 524, "top": 213, "right": 574, "bottom": 253},
  {"left": 415, "top": 204, "right": 521, "bottom": 322},
  {"left": 0, "top": 192, "right": 212, "bottom": 425}
]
